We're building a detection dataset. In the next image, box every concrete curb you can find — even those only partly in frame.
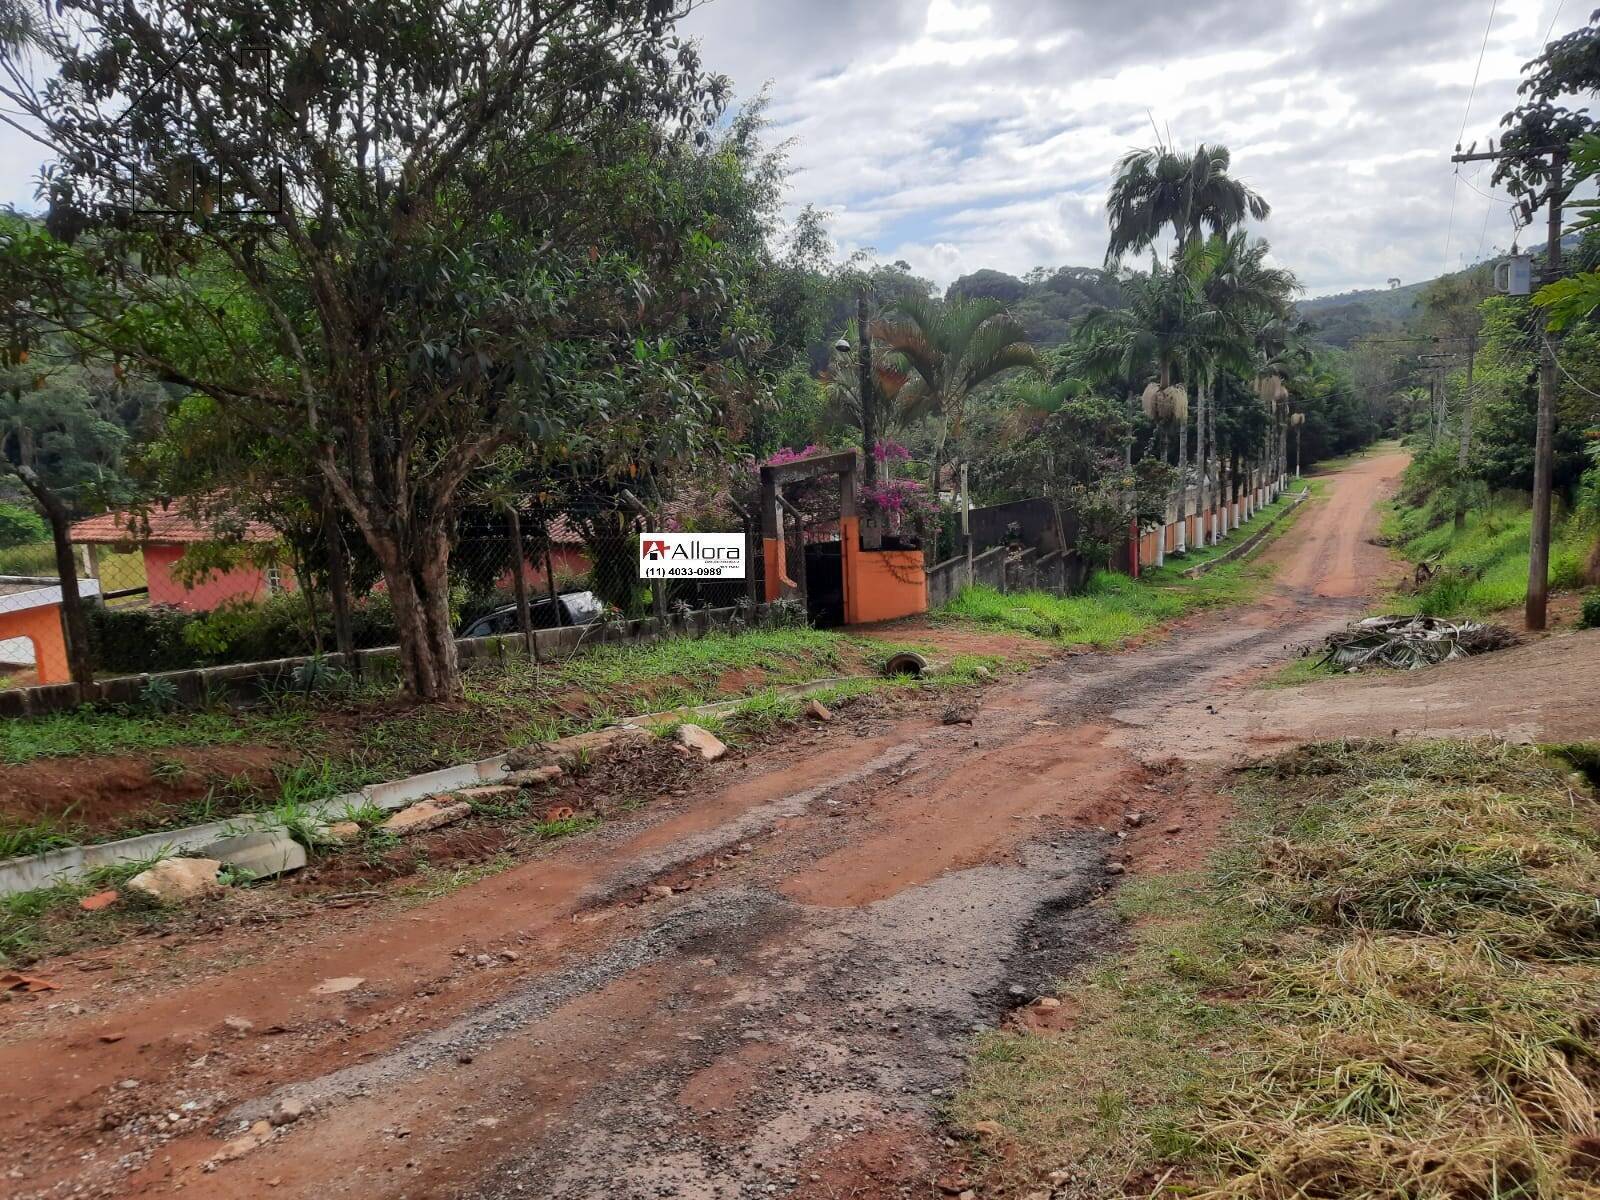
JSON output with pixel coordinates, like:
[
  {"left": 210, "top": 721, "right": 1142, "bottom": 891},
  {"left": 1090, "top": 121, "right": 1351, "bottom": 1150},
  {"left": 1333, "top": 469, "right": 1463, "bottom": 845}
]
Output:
[
  {"left": 1180, "top": 488, "right": 1311, "bottom": 580},
  {"left": 0, "top": 675, "right": 866, "bottom": 897}
]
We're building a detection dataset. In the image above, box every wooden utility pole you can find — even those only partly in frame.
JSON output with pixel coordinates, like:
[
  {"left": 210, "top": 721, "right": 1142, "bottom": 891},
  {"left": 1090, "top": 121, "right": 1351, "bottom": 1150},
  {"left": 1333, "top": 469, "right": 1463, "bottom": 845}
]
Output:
[
  {"left": 1455, "top": 332, "right": 1477, "bottom": 530},
  {"left": 1527, "top": 149, "right": 1565, "bottom": 630},
  {"left": 858, "top": 290, "right": 876, "bottom": 489},
  {"left": 1451, "top": 144, "right": 1568, "bottom": 630}
]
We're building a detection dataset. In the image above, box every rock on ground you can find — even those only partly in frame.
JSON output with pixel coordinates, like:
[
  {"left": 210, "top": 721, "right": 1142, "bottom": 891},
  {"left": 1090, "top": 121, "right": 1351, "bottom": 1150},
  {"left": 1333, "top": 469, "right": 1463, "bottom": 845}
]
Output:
[
  {"left": 676, "top": 724, "right": 728, "bottom": 762},
  {"left": 380, "top": 801, "right": 471, "bottom": 836},
  {"left": 125, "top": 858, "right": 223, "bottom": 904},
  {"left": 803, "top": 699, "right": 833, "bottom": 723},
  {"left": 319, "top": 821, "right": 362, "bottom": 845}
]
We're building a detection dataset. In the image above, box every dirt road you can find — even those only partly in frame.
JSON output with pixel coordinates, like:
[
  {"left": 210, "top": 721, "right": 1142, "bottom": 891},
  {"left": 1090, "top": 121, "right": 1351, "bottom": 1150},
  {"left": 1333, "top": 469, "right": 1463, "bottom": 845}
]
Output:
[{"left": 4, "top": 447, "right": 1595, "bottom": 1200}]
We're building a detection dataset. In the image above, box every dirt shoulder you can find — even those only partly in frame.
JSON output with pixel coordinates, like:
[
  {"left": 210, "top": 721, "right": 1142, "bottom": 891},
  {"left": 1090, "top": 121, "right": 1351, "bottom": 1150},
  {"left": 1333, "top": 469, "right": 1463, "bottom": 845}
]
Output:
[{"left": 4, "top": 447, "right": 1596, "bottom": 1200}]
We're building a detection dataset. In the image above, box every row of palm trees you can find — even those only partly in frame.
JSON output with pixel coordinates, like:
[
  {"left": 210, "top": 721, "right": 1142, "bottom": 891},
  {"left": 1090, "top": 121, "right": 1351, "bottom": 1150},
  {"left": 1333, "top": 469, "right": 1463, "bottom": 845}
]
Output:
[
  {"left": 823, "top": 140, "right": 1312, "bottom": 555},
  {"left": 1086, "top": 143, "right": 1308, "bottom": 550}
]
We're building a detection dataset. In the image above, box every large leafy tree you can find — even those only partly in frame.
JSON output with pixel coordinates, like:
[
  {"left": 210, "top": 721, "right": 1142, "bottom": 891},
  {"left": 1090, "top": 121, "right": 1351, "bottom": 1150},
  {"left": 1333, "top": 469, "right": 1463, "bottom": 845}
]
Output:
[
  {"left": 0, "top": 0, "right": 749, "bottom": 699},
  {"left": 1105, "top": 142, "right": 1270, "bottom": 266},
  {"left": 873, "top": 294, "right": 1038, "bottom": 498}
]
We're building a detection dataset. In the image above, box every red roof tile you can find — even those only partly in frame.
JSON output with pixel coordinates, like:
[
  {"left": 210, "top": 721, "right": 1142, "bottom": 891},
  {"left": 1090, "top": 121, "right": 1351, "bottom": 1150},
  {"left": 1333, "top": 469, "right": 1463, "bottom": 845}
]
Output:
[{"left": 69, "top": 504, "right": 279, "bottom": 546}]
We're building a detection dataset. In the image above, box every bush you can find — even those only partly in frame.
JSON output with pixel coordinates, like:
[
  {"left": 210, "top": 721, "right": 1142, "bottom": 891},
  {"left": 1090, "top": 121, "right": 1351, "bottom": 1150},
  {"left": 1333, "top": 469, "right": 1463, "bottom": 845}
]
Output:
[
  {"left": 86, "top": 605, "right": 201, "bottom": 674},
  {"left": 87, "top": 589, "right": 404, "bottom": 676},
  {"left": 0, "top": 503, "right": 47, "bottom": 550},
  {"left": 1580, "top": 591, "right": 1600, "bottom": 630}
]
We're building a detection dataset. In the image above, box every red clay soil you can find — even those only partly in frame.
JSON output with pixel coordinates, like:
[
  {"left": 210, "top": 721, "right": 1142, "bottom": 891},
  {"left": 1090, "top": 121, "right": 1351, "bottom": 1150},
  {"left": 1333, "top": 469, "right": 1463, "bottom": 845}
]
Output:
[
  {"left": 0, "top": 744, "right": 289, "bottom": 839},
  {"left": 2, "top": 448, "right": 1597, "bottom": 1200}
]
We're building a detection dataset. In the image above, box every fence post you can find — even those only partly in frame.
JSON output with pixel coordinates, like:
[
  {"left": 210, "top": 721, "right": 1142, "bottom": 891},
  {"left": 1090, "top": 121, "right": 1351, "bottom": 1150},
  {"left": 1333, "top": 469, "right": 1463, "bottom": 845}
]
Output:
[
  {"left": 541, "top": 521, "right": 562, "bottom": 633},
  {"left": 506, "top": 505, "right": 535, "bottom": 658}
]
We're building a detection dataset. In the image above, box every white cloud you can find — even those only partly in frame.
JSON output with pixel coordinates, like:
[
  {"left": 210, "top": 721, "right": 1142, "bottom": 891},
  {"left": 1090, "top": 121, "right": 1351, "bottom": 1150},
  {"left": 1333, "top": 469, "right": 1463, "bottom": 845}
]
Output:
[{"left": 684, "top": 0, "right": 1574, "bottom": 296}]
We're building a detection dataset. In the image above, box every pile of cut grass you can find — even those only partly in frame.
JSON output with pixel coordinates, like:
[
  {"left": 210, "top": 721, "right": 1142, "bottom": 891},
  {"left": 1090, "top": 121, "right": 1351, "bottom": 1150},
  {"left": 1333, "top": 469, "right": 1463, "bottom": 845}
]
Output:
[{"left": 952, "top": 738, "right": 1600, "bottom": 1199}]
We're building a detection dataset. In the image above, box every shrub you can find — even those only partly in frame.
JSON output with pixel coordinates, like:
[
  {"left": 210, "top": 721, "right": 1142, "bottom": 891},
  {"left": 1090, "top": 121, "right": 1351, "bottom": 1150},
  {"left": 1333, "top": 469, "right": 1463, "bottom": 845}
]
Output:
[
  {"left": 0, "top": 503, "right": 47, "bottom": 550},
  {"left": 86, "top": 604, "right": 201, "bottom": 674},
  {"left": 1580, "top": 591, "right": 1600, "bottom": 630}
]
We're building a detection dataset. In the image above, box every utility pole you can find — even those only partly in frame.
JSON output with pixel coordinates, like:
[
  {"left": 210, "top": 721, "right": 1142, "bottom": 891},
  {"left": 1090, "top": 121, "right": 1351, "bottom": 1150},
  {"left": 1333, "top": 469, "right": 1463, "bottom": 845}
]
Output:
[
  {"left": 1451, "top": 143, "right": 1568, "bottom": 630},
  {"left": 1455, "top": 331, "right": 1477, "bottom": 530},
  {"left": 1528, "top": 149, "right": 1565, "bottom": 630},
  {"left": 857, "top": 290, "right": 876, "bottom": 489}
]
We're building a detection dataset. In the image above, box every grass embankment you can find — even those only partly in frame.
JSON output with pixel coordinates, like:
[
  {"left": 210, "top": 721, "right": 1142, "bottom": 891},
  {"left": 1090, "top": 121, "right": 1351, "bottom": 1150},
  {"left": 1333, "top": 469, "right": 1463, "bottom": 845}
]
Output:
[
  {"left": 942, "top": 489, "right": 1306, "bottom": 647},
  {"left": 1385, "top": 498, "right": 1591, "bottom": 617},
  {"left": 0, "top": 624, "right": 1015, "bottom": 855},
  {"left": 0, "top": 626, "right": 880, "bottom": 855},
  {"left": 0, "top": 630, "right": 1011, "bottom": 965},
  {"left": 953, "top": 739, "right": 1600, "bottom": 1199}
]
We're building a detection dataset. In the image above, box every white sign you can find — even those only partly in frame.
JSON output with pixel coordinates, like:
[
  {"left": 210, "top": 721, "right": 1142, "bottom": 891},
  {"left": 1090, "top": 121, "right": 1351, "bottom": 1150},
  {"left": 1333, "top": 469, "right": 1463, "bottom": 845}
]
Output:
[{"left": 639, "top": 532, "right": 746, "bottom": 580}]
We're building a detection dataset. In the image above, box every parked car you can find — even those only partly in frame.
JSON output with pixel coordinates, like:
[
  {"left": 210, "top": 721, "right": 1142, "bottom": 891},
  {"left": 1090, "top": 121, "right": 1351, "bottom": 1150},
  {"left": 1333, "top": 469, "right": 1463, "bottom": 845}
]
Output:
[{"left": 459, "top": 591, "right": 603, "bottom": 638}]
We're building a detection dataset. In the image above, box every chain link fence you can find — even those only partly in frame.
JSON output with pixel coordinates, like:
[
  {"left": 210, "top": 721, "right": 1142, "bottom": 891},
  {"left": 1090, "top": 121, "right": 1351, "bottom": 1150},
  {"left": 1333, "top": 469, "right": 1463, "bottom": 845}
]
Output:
[{"left": 0, "top": 496, "right": 764, "bottom": 689}]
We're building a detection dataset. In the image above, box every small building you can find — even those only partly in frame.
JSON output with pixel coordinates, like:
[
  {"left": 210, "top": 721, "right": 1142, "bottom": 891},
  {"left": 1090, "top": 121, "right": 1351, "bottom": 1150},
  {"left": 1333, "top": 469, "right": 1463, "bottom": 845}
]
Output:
[
  {"left": 69, "top": 505, "right": 289, "bottom": 612},
  {"left": 0, "top": 577, "right": 102, "bottom": 684}
]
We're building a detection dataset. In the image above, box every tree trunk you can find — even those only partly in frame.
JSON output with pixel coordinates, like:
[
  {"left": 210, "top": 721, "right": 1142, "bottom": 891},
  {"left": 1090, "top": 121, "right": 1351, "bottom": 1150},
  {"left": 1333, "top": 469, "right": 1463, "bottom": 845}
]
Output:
[
  {"left": 369, "top": 526, "right": 462, "bottom": 701},
  {"left": 1175, "top": 404, "right": 1189, "bottom": 552},
  {"left": 323, "top": 489, "right": 355, "bottom": 656},
  {"left": 15, "top": 468, "right": 94, "bottom": 689},
  {"left": 1195, "top": 377, "right": 1209, "bottom": 545},
  {"left": 931, "top": 415, "right": 950, "bottom": 509}
]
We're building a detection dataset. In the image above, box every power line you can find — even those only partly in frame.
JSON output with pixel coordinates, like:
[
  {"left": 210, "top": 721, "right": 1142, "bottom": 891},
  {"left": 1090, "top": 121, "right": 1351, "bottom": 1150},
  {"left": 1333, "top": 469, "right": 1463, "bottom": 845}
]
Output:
[
  {"left": 1445, "top": 0, "right": 1502, "bottom": 272},
  {"left": 1542, "top": 0, "right": 1566, "bottom": 46}
]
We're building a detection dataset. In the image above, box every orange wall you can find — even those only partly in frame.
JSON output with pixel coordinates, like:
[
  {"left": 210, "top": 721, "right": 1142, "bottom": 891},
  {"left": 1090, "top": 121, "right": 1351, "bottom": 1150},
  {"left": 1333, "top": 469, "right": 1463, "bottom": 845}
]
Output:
[
  {"left": 0, "top": 603, "right": 69, "bottom": 684},
  {"left": 841, "top": 516, "right": 926, "bottom": 625},
  {"left": 144, "top": 544, "right": 291, "bottom": 612}
]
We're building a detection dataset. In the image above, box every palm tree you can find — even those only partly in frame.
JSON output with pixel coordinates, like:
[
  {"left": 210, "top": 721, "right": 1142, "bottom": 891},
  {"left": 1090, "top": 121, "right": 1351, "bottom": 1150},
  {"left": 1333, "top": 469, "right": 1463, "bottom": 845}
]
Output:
[
  {"left": 1184, "top": 233, "right": 1298, "bottom": 541},
  {"left": 874, "top": 295, "right": 1038, "bottom": 500},
  {"left": 1106, "top": 142, "right": 1270, "bottom": 266},
  {"left": 819, "top": 319, "right": 910, "bottom": 451},
  {"left": 1077, "top": 263, "right": 1215, "bottom": 555},
  {"left": 1252, "top": 317, "right": 1314, "bottom": 489}
]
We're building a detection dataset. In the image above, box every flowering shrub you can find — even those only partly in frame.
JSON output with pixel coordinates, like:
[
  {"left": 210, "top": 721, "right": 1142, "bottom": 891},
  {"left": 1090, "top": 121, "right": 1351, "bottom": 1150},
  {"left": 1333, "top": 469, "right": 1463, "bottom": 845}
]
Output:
[
  {"left": 860, "top": 479, "right": 940, "bottom": 530},
  {"left": 871, "top": 441, "right": 910, "bottom": 465}
]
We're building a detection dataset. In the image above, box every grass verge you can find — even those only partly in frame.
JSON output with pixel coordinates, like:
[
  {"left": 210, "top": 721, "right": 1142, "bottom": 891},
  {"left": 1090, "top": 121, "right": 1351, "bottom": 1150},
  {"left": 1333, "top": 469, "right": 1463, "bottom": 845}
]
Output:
[
  {"left": 1383, "top": 498, "right": 1591, "bottom": 617},
  {"left": 940, "top": 490, "right": 1308, "bottom": 649},
  {"left": 951, "top": 738, "right": 1600, "bottom": 1199}
]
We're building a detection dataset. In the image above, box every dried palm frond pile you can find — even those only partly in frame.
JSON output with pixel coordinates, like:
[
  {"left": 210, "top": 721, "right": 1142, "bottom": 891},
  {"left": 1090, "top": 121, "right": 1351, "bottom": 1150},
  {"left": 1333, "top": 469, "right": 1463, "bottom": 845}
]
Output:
[{"left": 1320, "top": 615, "right": 1519, "bottom": 671}]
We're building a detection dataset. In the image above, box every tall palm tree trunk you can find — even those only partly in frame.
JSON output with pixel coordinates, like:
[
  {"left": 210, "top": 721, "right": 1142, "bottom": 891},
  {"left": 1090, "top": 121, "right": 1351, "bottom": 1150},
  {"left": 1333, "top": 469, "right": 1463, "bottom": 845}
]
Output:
[{"left": 1175, "top": 402, "right": 1189, "bottom": 553}]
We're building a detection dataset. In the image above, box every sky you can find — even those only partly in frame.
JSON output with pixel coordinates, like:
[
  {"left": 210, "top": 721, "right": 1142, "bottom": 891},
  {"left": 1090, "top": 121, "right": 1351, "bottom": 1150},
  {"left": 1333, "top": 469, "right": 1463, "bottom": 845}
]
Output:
[
  {"left": 678, "top": 0, "right": 1580, "bottom": 296},
  {"left": 0, "top": 0, "right": 1579, "bottom": 298}
]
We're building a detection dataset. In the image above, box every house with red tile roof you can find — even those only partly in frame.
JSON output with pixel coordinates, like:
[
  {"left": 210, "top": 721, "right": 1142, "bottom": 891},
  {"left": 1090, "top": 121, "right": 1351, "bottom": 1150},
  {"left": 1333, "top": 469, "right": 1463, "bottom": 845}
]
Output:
[{"left": 69, "top": 504, "right": 289, "bottom": 612}]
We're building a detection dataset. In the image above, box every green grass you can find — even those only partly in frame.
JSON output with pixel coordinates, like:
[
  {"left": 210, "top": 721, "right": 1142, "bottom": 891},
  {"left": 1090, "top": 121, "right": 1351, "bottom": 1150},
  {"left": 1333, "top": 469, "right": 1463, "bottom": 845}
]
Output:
[
  {"left": 0, "top": 624, "right": 896, "bottom": 861},
  {"left": 951, "top": 739, "right": 1600, "bottom": 1199},
  {"left": 1384, "top": 498, "right": 1591, "bottom": 617},
  {"left": 943, "top": 564, "right": 1255, "bottom": 648},
  {"left": 940, "top": 489, "right": 1309, "bottom": 649},
  {"left": 0, "top": 854, "right": 168, "bottom": 965},
  {"left": 1260, "top": 653, "right": 1343, "bottom": 688}
]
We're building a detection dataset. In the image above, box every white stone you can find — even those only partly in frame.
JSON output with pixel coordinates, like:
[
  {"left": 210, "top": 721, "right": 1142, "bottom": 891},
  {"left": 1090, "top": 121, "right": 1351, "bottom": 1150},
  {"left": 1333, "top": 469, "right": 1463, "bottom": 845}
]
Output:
[
  {"left": 675, "top": 724, "right": 727, "bottom": 762},
  {"left": 125, "top": 858, "right": 224, "bottom": 904}
]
